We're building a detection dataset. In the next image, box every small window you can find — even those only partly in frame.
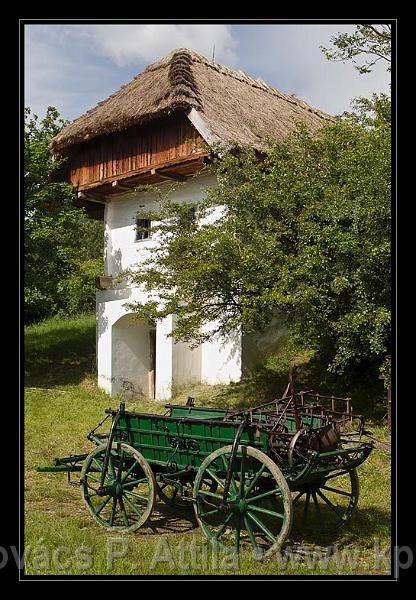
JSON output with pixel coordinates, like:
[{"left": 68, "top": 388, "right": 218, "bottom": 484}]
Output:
[
  {"left": 135, "top": 218, "right": 151, "bottom": 242},
  {"left": 187, "top": 206, "right": 199, "bottom": 227}
]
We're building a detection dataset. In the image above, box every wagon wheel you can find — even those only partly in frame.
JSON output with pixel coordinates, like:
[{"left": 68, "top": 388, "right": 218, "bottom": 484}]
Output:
[
  {"left": 292, "top": 468, "right": 359, "bottom": 535},
  {"left": 157, "top": 476, "right": 217, "bottom": 511},
  {"left": 194, "top": 445, "right": 293, "bottom": 560},
  {"left": 81, "top": 443, "right": 156, "bottom": 531}
]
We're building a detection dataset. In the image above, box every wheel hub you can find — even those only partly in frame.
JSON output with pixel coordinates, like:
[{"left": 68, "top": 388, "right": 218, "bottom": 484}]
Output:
[
  {"left": 97, "top": 479, "right": 122, "bottom": 498},
  {"left": 226, "top": 497, "right": 247, "bottom": 515},
  {"left": 297, "top": 480, "right": 325, "bottom": 495}
]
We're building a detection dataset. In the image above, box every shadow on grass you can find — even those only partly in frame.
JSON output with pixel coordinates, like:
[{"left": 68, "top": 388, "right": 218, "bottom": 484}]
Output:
[
  {"left": 289, "top": 505, "right": 391, "bottom": 547},
  {"left": 140, "top": 501, "right": 198, "bottom": 535},
  {"left": 25, "top": 315, "right": 96, "bottom": 388},
  {"left": 132, "top": 499, "right": 390, "bottom": 557}
]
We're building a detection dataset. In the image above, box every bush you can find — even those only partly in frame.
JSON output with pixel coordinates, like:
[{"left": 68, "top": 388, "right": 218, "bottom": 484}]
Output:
[{"left": 57, "top": 258, "right": 103, "bottom": 317}]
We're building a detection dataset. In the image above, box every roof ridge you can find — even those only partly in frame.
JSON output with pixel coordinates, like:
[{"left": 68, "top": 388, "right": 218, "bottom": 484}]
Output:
[
  {"left": 65, "top": 49, "right": 201, "bottom": 132},
  {"left": 143, "top": 48, "right": 330, "bottom": 121}
]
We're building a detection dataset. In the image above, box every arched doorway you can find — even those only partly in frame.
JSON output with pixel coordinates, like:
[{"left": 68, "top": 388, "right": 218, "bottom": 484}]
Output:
[{"left": 111, "top": 314, "right": 156, "bottom": 399}]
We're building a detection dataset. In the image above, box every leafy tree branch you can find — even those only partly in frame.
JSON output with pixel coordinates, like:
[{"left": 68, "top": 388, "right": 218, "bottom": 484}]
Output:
[{"left": 321, "top": 24, "right": 391, "bottom": 74}]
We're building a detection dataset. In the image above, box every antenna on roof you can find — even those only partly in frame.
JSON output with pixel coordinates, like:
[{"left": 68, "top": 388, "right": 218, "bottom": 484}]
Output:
[{"left": 212, "top": 44, "right": 215, "bottom": 63}]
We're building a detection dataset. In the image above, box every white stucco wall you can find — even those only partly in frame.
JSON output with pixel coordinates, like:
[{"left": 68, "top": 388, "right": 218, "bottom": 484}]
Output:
[
  {"left": 97, "top": 171, "right": 226, "bottom": 401},
  {"left": 97, "top": 171, "right": 247, "bottom": 401},
  {"left": 201, "top": 323, "right": 242, "bottom": 385},
  {"left": 104, "top": 171, "right": 218, "bottom": 277}
]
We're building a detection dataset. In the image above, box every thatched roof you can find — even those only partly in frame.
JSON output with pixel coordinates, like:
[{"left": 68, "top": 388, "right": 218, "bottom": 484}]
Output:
[{"left": 51, "top": 48, "right": 332, "bottom": 154}]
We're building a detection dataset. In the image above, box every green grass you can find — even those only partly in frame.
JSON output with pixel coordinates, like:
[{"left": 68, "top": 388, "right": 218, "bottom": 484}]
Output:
[{"left": 24, "top": 313, "right": 391, "bottom": 576}]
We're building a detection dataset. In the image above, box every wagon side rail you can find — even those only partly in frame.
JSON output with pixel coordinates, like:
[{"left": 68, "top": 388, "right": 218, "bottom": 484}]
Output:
[{"left": 287, "top": 441, "right": 373, "bottom": 486}]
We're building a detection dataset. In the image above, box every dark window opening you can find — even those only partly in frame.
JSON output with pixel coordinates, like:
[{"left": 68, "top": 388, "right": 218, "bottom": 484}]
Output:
[{"left": 135, "top": 218, "right": 151, "bottom": 241}]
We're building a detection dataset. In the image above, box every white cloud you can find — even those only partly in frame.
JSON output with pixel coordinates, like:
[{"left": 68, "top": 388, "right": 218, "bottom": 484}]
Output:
[
  {"left": 237, "top": 24, "right": 391, "bottom": 116},
  {"left": 24, "top": 24, "right": 239, "bottom": 119},
  {"left": 24, "top": 23, "right": 391, "bottom": 122},
  {"left": 82, "top": 24, "right": 238, "bottom": 66}
]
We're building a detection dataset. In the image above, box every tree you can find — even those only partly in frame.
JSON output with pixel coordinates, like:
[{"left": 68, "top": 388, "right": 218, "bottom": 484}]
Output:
[
  {"left": 24, "top": 107, "right": 103, "bottom": 323},
  {"left": 320, "top": 24, "right": 391, "bottom": 74},
  {"left": 126, "top": 107, "right": 390, "bottom": 382}
]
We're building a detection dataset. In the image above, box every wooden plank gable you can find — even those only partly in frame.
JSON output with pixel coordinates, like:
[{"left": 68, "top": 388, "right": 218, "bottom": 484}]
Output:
[{"left": 68, "top": 112, "right": 206, "bottom": 190}]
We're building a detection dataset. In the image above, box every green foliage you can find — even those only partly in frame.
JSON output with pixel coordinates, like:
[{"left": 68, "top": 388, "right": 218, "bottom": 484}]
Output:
[
  {"left": 320, "top": 24, "right": 391, "bottom": 74},
  {"left": 57, "top": 258, "right": 104, "bottom": 317},
  {"left": 128, "top": 103, "right": 390, "bottom": 385},
  {"left": 343, "top": 93, "right": 391, "bottom": 129},
  {"left": 379, "top": 355, "right": 391, "bottom": 390},
  {"left": 24, "top": 107, "right": 104, "bottom": 323}
]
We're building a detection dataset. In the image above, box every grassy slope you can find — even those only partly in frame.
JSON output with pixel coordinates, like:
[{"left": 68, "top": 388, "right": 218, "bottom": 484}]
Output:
[{"left": 24, "top": 313, "right": 391, "bottom": 576}]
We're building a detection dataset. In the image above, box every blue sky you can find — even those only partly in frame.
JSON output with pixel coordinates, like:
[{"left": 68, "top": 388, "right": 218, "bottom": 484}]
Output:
[{"left": 24, "top": 23, "right": 391, "bottom": 123}]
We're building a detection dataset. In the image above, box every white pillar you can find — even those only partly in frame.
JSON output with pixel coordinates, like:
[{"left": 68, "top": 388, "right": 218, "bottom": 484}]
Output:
[
  {"left": 155, "top": 315, "right": 174, "bottom": 400},
  {"left": 96, "top": 291, "right": 113, "bottom": 394}
]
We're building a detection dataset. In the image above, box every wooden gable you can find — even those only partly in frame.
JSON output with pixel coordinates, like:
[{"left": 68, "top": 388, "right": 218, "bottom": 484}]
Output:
[{"left": 68, "top": 112, "right": 207, "bottom": 193}]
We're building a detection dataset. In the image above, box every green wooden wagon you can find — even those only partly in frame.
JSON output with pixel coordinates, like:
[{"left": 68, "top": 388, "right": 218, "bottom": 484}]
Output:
[{"left": 38, "top": 390, "right": 373, "bottom": 559}]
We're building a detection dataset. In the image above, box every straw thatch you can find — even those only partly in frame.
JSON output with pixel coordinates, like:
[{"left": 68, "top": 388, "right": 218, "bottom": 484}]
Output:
[{"left": 51, "top": 48, "right": 332, "bottom": 154}]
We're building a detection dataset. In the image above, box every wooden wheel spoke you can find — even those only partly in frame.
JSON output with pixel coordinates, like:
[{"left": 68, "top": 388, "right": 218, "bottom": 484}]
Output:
[
  {"left": 316, "top": 490, "right": 344, "bottom": 519},
  {"left": 123, "top": 494, "right": 143, "bottom": 518},
  {"left": 244, "top": 516, "right": 259, "bottom": 553},
  {"left": 117, "top": 447, "right": 125, "bottom": 479},
  {"left": 247, "top": 511, "right": 277, "bottom": 544},
  {"left": 324, "top": 470, "right": 349, "bottom": 482},
  {"left": 119, "top": 497, "right": 130, "bottom": 527},
  {"left": 246, "top": 464, "right": 266, "bottom": 495},
  {"left": 248, "top": 504, "right": 284, "bottom": 519},
  {"left": 292, "top": 491, "right": 304, "bottom": 505},
  {"left": 123, "top": 477, "right": 147, "bottom": 489},
  {"left": 235, "top": 517, "right": 241, "bottom": 553},
  {"left": 86, "top": 473, "right": 101, "bottom": 484},
  {"left": 312, "top": 492, "right": 321, "bottom": 513},
  {"left": 121, "top": 461, "right": 139, "bottom": 483},
  {"left": 321, "top": 485, "right": 352, "bottom": 497},
  {"left": 215, "top": 512, "right": 234, "bottom": 539},
  {"left": 198, "top": 489, "right": 223, "bottom": 501},
  {"left": 96, "top": 495, "right": 112, "bottom": 515},
  {"left": 247, "top": 488, "right": 280, "bottom": 503},
  {"left": 92, "top": 458, "right": 104, "bottom": 472},
  {"left": 124, "top": 489, "right": 148, "bottom": 501},
  {"left": 220, "top": 454, "right": 229, "bottom": 471},
  {"left": 199, "top": 507, "right": 221, "bottom": 518},
  {"left": 110, "top": 497, "right": 117, "bottom": 527},
  {"left": 303, "top": 493, "right": 311, "bottom": 519},
  {"left": 205, "top": 468, "right": 225, "bottom": 490}
]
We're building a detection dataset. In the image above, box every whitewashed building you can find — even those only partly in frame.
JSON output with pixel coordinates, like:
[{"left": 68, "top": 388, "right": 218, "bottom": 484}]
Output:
[{"left": 51, "top": 48, "right": 330, "bottom": 400}]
